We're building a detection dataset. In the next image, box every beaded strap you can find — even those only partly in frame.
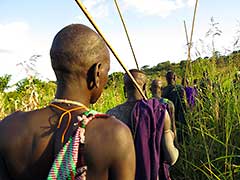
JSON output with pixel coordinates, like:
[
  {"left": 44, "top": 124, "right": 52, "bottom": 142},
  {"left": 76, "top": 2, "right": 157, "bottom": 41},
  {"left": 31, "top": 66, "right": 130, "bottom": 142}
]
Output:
[{"left": 47, "top": 111, "right": 98, "bottom": 180}]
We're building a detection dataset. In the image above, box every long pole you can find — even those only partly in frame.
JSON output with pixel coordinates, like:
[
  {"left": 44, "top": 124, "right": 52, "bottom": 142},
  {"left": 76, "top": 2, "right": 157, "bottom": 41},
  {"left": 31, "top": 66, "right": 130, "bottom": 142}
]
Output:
[
  {"left": 114, "top": 0, "right": 139, "bottom": 70},
  {"left": 189, "top": 0, "right": 199, "bottom": 50},
  {"left": 183, "top": 20, "right": 189, "bottom": 86},
  {"left": 184, "top": 20, "right": 190, "bottom": 60},
  {"left": 74, "top": 0, "right": 147, "bottom": 100},
  {"left": 185, "top": 0, "right": 199, "bottom": 82}
]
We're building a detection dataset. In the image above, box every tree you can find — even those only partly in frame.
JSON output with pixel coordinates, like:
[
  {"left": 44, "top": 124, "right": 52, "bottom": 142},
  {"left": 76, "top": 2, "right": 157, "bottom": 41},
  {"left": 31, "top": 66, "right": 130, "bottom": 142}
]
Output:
[{"left": 0, "top": 75, "right": 11, "bottom": 92}]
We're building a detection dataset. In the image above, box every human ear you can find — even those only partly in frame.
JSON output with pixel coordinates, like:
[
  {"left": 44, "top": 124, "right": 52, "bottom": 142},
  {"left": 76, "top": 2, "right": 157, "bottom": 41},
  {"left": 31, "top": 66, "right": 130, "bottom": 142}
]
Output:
[
  {"left": 143, "top": 83, "right": 148, "bottom": 97},
  {"left": 87, "top": 62, "right": 101, "bottom": 90},
  {"left": 143, "top": 83, "right": 146, "bottom": 91},
  {"left": 93, "top": 62, "right": 101, "bottom": 88}
]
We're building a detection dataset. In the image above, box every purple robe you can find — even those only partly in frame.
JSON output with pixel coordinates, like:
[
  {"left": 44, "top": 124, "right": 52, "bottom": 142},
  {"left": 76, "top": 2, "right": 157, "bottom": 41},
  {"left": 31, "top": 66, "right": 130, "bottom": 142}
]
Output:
[
  {"left": 131, "top": 98, "right": 171, "bottom": 180},
  {"left": 185, "top": 86, "right": 197, "bottom": 107}
]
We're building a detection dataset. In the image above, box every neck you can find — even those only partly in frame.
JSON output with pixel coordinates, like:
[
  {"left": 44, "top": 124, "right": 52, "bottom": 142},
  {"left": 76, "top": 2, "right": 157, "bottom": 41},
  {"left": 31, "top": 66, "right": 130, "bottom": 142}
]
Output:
[
  {"left": 55, "top": 85, "right": 91, "bottom": 107},
  {"left": 52, "top": 98, "right": 89, "bottom": 109},
  {"left": 127, "top": 93, "right": 144, "bottom": 102},
  {"left": 153, "top": 94, "right": 161, "bottom": 99}
]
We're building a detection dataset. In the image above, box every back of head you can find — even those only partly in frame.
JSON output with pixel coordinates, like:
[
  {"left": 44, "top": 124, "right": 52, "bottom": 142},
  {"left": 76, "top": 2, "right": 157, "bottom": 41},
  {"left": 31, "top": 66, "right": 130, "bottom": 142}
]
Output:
[
  {"left": 166, "top": 70, "right": 175, "bottom": 84},
  {"left": 150, "top": 79, "right": 162, "bottom": 98},
  {"left": 50, "top": 24, "right": 109, "bottom": 82},
  {"left": 124, "top": 69, "right": 147, "bottom": 98},
  {"left": 151, "top": 79, "right": 162, "bottom": 89}
]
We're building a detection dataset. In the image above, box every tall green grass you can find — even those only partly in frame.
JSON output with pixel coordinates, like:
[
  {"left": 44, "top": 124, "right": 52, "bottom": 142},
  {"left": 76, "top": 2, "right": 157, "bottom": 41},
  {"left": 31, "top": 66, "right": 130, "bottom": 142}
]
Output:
[
  {"left": 170, "top": 59, "right": 240, "bottom": 180},
  {"left": 0, "top": 57, "right": 239, "bottom": 180}
]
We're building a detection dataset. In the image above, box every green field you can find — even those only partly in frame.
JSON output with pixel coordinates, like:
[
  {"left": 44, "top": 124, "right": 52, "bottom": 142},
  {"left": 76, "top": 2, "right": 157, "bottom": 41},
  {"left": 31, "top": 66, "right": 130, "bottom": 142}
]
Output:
[{"left": 0, "top": 52, "right": 239, "bottom": 179}]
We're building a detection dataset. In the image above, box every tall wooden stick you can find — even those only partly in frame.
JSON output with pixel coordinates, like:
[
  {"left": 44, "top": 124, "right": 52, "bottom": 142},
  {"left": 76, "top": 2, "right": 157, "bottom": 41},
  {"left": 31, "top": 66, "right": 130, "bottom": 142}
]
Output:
[
  {"left": 185, "top": 0, "right": 199, "bottom": 82},
  {"left": 183, "top": 20, "right": 190, "bottom": 86},
  {"left": 189, "top": 0, "right": 199, "bottom": 51},
  {"left": 74, "top": 0, "right": 147, "bottom": 100},
  {"left": 184, "top": 20, "right": 190, "bottom": 60},
  {"left": 114, "top": 0, "right": 139, "bottom": 70}
]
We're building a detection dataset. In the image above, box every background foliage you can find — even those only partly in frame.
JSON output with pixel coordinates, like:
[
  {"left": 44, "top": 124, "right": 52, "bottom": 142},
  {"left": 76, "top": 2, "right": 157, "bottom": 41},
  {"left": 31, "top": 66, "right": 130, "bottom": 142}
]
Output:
[{"left": 0, "top": 18, "right": 240, "bottom": 178}]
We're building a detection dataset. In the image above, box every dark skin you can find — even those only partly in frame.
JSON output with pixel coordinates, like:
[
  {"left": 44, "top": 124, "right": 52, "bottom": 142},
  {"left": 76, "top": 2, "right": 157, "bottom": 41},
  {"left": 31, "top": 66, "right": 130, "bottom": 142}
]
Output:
[
  {"left": 108, "top": 70, "right": 173, "bottom": 139},
  {"left": 165, "top": 71, "right": 176, "bottom": 85},
  {"left": 162, "top": 71, "right": 188, "bottom": 108},
  {"left": 107, "top": 70, "right": 148, "bottom": 125},
  {"left": 107, "top": 69, "right": 171, "bottom": 127},
  {"left": 0, "top": 24, "right": 135, "bottom": 180},
  {"left": 150, "top": 79, "right": 177, "bottom": 143},
  {"left": 123, "top": 70, "right": 148, "bottom": 103},
  {"left": 150, "top": 79, "right": 163, "bottom": 99},
  {"left": 107, "top": 70, "right": 178, "bottom": 166}
]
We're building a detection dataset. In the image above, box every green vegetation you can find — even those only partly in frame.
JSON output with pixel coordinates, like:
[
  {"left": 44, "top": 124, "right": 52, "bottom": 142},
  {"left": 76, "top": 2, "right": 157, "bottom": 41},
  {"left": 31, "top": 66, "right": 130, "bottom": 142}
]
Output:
[{"left": 0, "top": 51, "right": 239, "bottom": 179}]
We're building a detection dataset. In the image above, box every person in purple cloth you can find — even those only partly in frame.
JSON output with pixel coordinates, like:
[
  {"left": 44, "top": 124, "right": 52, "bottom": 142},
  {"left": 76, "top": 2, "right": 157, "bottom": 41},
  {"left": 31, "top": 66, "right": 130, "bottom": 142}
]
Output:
[
  {"left": 181, "top": 77, "right": 197, "bottom": 109},
  {"left": 150, "top": 79, "right": 177, "bottom": 142},
  {"left": 107, "top": 69, "right": 179, "bottom": 180},
  {"left": 0, "top": 24, "right": 135, "bottom": 180}
]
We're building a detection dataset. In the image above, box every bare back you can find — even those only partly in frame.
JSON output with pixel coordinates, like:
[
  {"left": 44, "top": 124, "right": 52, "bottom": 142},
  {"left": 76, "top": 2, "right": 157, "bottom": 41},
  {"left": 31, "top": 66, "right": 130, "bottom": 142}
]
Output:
[{"left": 0, "top": 107, "right": 135, "bottom": 180}]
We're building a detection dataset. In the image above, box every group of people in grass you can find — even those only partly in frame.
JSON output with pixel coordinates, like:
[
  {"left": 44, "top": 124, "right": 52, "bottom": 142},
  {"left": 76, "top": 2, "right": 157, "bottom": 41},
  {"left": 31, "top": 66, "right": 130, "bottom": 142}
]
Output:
[{"left": 1, "top": 23, "right": 237, "bottom": 180}]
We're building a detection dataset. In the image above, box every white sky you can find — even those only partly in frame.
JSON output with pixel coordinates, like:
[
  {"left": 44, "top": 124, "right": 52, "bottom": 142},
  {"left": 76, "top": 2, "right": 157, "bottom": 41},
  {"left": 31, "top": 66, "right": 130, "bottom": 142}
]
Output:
[{"left": 0, "top": 0, "right": 240, "bottom": 84}]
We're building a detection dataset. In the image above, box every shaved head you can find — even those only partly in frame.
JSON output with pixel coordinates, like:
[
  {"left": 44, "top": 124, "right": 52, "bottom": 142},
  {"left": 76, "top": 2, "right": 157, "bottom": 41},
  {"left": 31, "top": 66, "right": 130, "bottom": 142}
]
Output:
[
  {"left": 123, "top": 69, "right": 147, "bottom": 101},
  {"left": 50, "top": 24, "right": 109, "bottom": 82},
  {"left": 150, "top": 79, "right": 163, "bottom": 98},
  {"left": 124, "top": 69, "right": 147, "bottom": 91},
  {"left": 151, "top": 79, "right": 162, "bottom": 89},
  {"left": 166, "top": 70, "right": 176, "bottom": 84},
  {"left": 50, "top": 24, "right": 110, "bottom": 104}
]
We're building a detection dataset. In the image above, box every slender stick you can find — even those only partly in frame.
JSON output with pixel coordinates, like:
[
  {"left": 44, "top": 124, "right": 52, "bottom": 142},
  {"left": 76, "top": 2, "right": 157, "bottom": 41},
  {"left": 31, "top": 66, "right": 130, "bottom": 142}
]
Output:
[
  {"left": 184, "top": 20, "right": 190, "bottom": 60},
  {"left": 185, "top": 0, "right": 199, "bottom": 82},
  {"left": 183, "top": 20, "right": 189, "bottom": 86},
  {"left": 189, "top": 0, "right": 199, "bottom": 50},
  {"left": 114, "top": 0, "right": 139, "bottom": 70},
  {"left": 74, "top": 0, "right": 147, "bottom": 100}
]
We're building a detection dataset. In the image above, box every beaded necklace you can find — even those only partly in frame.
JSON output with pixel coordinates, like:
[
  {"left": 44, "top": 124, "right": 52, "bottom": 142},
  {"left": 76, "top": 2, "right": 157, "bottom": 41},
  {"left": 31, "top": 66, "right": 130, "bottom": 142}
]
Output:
[{"left": 52, "top": 98, "right": 89, "bottom": 110}]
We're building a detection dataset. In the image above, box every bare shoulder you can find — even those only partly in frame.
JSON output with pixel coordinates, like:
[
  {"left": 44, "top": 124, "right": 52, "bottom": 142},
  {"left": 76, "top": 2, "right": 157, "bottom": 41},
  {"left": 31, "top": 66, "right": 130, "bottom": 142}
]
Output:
[
  {"left": 0, "top": 111, "right": 24, "bottom": 138},
  {"left": 86, "top": 115, "right": 133, "bottom": 147},
  {"left": 85, "top": 115, "right": 135, "bottom": 180},
  {"left": 0, "top": 111, "right": 27, "bottom": 177},
  {"left": 106, "top": 104, "right": 124, "bottom": 118},
  {"left": 0, "top": 108, "right": 51, "bottom": 151},
  {"left": 0, "top": 110, "right": 37, "bottom": 135},
  {"left": 106, "top": 102, "right": 135, "bottom": 124},
  {"left": 106, "top": 116, "right": 133, "bottom": 142},
  {"left": 0, "top": 110, "right": 24, "bottom": 123},
  {"left": 85, "top": 115, "right": 134, "bottom": 163},
  {"left": 163, "top": 110, "right": 171, "bottom": 131}
]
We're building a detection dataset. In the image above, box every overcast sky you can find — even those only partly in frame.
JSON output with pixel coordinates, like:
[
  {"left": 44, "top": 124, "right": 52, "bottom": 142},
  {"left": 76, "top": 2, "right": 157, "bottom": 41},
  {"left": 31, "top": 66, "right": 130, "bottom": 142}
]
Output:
[{"left": 0, "top": 0, "right": 240, "bottom": 83}]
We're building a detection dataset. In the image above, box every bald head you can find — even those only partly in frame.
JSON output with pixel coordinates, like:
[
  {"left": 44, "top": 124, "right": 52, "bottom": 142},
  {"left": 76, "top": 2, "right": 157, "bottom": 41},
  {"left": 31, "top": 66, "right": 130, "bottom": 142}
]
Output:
[
  {"left": 50, "top": 24, "right": 109, "bottom": 81},
  {"left": 166, "top": 70, "right": 176, "bottom": 84},
  {"left": 151, "top": 79, "right": 162, "bottom": 88},
  {"left": 124, "top": 69, "right": 147, "bottom": 100},
  {"left": 50, "top": 24, "right": 110, "bottom": 104},
  {"left": 150, "top": 79, "right": 163, "bottom": 99}
]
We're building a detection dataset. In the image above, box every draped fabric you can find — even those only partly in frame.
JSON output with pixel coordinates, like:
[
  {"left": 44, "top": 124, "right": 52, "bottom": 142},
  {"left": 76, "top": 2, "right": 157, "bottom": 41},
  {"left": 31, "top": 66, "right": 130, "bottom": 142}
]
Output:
[{"left": 131, "top": 98, "right": 171, "bottom": 180}]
